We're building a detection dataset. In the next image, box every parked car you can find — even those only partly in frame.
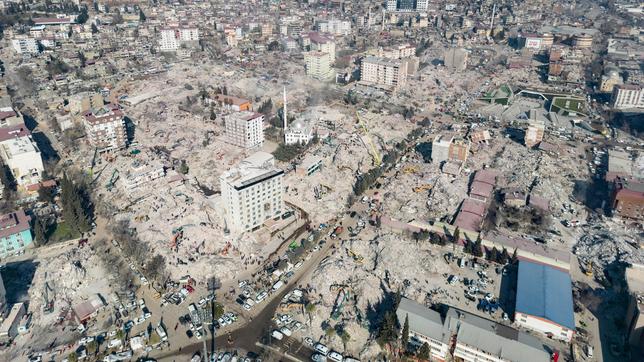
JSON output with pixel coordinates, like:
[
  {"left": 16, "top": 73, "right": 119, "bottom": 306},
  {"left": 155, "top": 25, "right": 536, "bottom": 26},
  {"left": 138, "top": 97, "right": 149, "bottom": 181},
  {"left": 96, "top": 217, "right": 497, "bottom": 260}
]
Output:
[{"left": 272, "top": 330, "right": 284, "bottom": 341}]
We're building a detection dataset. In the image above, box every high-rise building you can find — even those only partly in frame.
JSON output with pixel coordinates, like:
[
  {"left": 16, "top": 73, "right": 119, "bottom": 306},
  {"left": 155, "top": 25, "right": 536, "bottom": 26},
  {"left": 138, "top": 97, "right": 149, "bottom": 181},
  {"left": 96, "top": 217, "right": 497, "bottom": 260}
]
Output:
[
  {"left": 159, "top": 27, "right": 199, "bottom": 52},
  {"left": 612, "top": 84, "right": 644, "bottom": 109},
  {"left": 220, "top": 152, "right": 284, "bottom": 235},
  {"left": 82, "top": 104, "right": 128, "bottom": 151},
  {"left": 224, "top": 111, "right": 264, "bottom": 149},
  {"left": 11, "top": 37, "right": 39, "bottom": 54},
  {"left": 387, "top": 0, "right": 429, "bottom": 12},
  {"left": 360, "top": 56, "right": 408, "bottom": 91},
  {"left": 304, "top": 51, "right": 334, "bottom": 80}
]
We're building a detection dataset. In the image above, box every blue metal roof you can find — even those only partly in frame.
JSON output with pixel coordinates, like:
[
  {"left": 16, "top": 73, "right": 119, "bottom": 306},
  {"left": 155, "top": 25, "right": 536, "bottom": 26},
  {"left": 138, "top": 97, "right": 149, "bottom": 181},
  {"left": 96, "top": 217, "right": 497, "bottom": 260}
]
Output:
[{"left": 516, "top": 260, "right": 575, "bottom": 330}]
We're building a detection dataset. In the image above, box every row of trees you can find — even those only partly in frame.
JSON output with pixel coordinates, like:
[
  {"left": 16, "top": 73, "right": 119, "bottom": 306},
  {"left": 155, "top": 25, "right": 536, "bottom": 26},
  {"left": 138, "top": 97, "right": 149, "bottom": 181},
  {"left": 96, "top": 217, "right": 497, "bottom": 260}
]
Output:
[
  {"left": 60, "top": 173, "right": 93, "bottom": 235},
  {"left": 375, "top": 292, "right": 431, "bottom": 360}
]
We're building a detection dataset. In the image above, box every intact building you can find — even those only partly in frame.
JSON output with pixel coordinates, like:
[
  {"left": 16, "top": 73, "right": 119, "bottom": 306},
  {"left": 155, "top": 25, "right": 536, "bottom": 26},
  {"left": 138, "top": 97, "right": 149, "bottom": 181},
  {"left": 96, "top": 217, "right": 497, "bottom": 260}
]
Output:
[
  {"left": 82, "top": 105, "right": 127, "bottom": 151},
  {"left": 159, "top": 26, "right": 199, "bottom": 52},
  {"left": 0, "top": 125, "right": 44, "bottom": 186},
  {"left": 0, "top": 210, "right": 33, "bottom": 258},
  {"left": 285, "top": 119, "right": 314, "bottom": 145},
  {"left": 611, "top": 84, "right": 644, "bottom": 109},
  {"left": 387, "top": 0, "right": 428, "bottom": 12},
  {"left": 515, "top": 260, "right": 575, "bottom": 342},
  {"left": 220, "top": 152, "right": 284, "bottom": 234},
  {"left": 360, "top": 56, "right": 408, "bottom": 92},
  {"left": 396, "top": 297, "right": 552, "bottom": 362},
  {"left": 11, "top": 37, "right": 39, "bottom": 54},
  {"left": 224, "top": 111, "right": 264, "bottom": 148},
  {"left": 304, "top": 51, "right": 334, "bottom": 81}
]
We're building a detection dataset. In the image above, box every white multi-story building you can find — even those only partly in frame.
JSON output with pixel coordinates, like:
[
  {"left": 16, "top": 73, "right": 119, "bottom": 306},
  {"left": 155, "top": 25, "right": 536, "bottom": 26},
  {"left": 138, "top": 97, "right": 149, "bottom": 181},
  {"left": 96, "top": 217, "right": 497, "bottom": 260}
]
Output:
[
  {"left": 612, "top": 84, "right": 644, "bottom": 109},
  {"left": 178, "top": 27, "right": 199, "bottom": 41},
  {"left": 316, "top": 19, "right": 351, "bottom": 36},
  {"left": 220, "top": 152, "right": 284, "bottom": 235},
  {"left": 0, "top": 126, "right": 44, "bottom": 187},
  {"left": 360, "top": 56, "right": 408, "bottom": 91},
  {"left": 82, "top": 105, "right": 128, "bottom": 151},
  {"left": 285, "top": 119, "right": 314, "bottom": 145},
  {"left": 159, "top": 28, "right": 179, "bottom": 51},
  {"left": 224, "top": 111, "right": 264, "bottom": 149},
  {"left": 416, "top": 0, "right": 430, "bottom": 12},
  {"left": 11, "top": 37, "right": 39, "bottom": 54},
  {"left": 304, "top": 51, "right": 333, "bottom": 81},
  {"left": 123, "top": 162, "right": 165, "bottom": 190}
]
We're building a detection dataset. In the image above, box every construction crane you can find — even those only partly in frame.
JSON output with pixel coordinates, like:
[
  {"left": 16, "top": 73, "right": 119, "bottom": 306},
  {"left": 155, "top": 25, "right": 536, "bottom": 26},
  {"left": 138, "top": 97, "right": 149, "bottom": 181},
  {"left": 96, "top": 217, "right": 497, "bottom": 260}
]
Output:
[
  {"left": 356, "top": 111, "right": 382, "bottom": 167},
  {"left": 347, "top": 249, "right": 364, "bottom": 264},
  {"left": 105, "top": 169, "right": 119, "bottom": 191}
]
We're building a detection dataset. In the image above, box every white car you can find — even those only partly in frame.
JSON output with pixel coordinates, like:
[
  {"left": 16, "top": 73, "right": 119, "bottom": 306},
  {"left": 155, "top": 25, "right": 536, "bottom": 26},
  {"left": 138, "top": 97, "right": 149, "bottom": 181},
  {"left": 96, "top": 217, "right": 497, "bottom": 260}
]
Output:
[
  {"left": 280, "top": 327, "right": 292, "bottom": 337},
  {"left": 314, "top": 343, "right": 329, "bottom": 356},
  {"left": 79, "top": 336, "right": 94, "bottom": 345},
  {"left": 242, "top": 303, "right": 253, "bottom": 311},
  {"left": 198, "top": 298, "right": 207, "bottom": 307},
  {"left": 195, "top": 330, "right": 202, "bottom": 339},
  {"left": 107, "top": 330, "right": 117, "bottom": 337},
  {"left": 328, "top": 351, "right": 343, "bottom": 362},
  {"left": 135, "top": 316, "right": 145, "bottom": 325},
  {"left": 272, "top": 330, "right": 284, "bottom": 341},
  {"left": 107, "top": 339, "right": 122, "bottom": 349}
]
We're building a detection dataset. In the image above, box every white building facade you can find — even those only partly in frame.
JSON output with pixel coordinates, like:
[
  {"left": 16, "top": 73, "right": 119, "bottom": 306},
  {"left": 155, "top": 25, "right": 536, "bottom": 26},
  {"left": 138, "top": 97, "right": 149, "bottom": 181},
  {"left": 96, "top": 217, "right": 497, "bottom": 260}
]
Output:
[
  {"left": 11, "top": 37, "right": 39, "bottom": 54},
  {"left": 220, "top": 152, "right": 284, "bottom": 234},
  {"left": 285, "top": 120, "right": 314, "bottom": 145},
  {"left": 0, "top": 135, "right": 44, "bottom": 186},
  {"left": 360, "top": 56, "right": 408, "bottom": 91},
  {"left": 612, "top": 84, "right": 644, "bottom": 109},
  {"left": 224, "top": 111, "right": 264, "bottom": 148}
]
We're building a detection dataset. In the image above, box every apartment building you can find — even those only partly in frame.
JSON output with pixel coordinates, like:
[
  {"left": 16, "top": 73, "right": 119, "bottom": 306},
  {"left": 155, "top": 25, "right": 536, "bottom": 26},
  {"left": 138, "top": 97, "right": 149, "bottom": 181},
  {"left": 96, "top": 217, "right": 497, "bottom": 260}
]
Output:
[
  {"left": 431, "top": 134, "right": 454, "bottom": 163},
  {"left": 220, "top": 152, "right": 284, "bottom": 234},
  {"left": 378, "top": 43, "right": 416, "bottom": 60},
  {"left": 224, "top": 111, "right": 264, "bottom": 148},
  {"left": 612, "top": 84, "right": 644, "bottom": 109},
  {"left": 159, "top": 26, "right": 199, "bottom": 52},
  {"left": 82, "top": 105, "right": 128, "bottom": 151},
  {"left": 360, "top": 56, "right": 408, "bottom": 92},
  {"left": 304, "top": 32, "right": 336, "bottom": 60},
  {"left": 159, "top": 28, "right": 179, "bottom": 51},
  {"left": 316, "top": 19, "right": 351, "bottom": 36},
  {"left": 304, "top": 51, "right": 334, "bottom": 81},
  {"left": 11, "top": 37, "right": 39, "bottom": 54},
  {"left": 387, "top": 0, "right": 428, "bottom": 12},
  {"left": 525, "top": 120, "right": 545, "bottom": 148},
  {"left": 0, "top": 210, "right": 33, "bottom": 258},
  {"left": 396, "top": 298, "right": 552, "bottom": 362},
  {"left": 0, "top": 125, "right": 44, "bottom": 187},
  {"left": 612, "top": 177, "right": 644, "bottom": 220},
  {"left": 0, "top": 108, "right": 26, "bottom": 128}
]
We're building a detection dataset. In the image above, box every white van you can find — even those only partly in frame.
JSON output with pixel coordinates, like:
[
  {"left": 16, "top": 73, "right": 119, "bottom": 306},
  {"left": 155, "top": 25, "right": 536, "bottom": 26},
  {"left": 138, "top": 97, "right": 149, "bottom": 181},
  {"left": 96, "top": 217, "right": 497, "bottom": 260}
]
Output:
[
  {"left": 328, "top": 351, "right": 343, "bottom": 362},
  {"left": 272, "top": 281, "right": 284, "bottom": 291},
  {"left": 314, "top": 343, "right": 329, "bottom": 356}
]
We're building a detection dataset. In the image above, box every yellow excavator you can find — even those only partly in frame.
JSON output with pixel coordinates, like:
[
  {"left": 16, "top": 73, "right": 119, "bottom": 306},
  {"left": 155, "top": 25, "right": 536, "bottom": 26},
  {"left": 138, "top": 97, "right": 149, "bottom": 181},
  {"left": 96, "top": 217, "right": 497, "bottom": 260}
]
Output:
[{"left": 413, "top": 184, "right": 433, "bottom": 193}]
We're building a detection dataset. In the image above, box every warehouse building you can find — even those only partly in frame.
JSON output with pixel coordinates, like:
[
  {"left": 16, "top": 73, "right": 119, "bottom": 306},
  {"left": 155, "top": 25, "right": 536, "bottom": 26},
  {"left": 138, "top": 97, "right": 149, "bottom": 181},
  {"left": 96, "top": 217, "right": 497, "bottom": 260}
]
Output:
[{"left": 515, "top": 260, "right": 575, "bottom": 342}]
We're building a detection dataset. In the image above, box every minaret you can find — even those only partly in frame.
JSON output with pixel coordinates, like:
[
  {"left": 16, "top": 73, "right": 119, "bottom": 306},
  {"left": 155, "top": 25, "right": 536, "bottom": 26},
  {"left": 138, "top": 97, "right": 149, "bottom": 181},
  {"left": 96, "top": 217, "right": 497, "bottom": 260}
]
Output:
[
  {"left": 490, "top": 3, "right": 496, "bottom": 30},
  {"left": 283, "top": 86, "right": 287, "bottom": 129}
]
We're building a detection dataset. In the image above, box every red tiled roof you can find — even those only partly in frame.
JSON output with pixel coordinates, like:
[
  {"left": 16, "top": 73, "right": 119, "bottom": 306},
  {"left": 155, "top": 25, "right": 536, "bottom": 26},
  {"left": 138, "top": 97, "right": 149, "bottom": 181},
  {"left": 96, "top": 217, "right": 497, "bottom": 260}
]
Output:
[
  {"left": 0, "top": 123, "right": 31, "bottom": 142},
  {"left": 460, "top": 198, "right": 487, "bottom": 217},
  {"left": 0, "top": 110, "right": 17, "bottom": 120},
  {"left": 470, "top": 181, "right": 494, "bottom": 199},
  {"left": 473, "top": 169, "right": 498, "bottom": 186},
  {"left": 0, "top": 209, "right": 31, "bottom": 239}
]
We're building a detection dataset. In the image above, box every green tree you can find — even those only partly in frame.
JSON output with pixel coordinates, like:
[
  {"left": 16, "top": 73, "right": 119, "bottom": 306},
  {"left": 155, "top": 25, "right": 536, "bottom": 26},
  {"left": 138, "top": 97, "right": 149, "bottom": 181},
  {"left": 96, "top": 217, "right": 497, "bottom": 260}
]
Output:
[
  {"left": 78, "top": 51, "right": 86, "bottom": 67},
  {"left": 60, "top": 173, "right": 92, "bottom": 235},
  {"left": 213, "top": 302, "right": 224, "bottom": 319},
  {"left": 500, "top": 248, "right": 510, "bottom": 264},
  {"left": 511, "top": 248, "right": 518, "bottom": 264},
  {"left": 139, "top": 9, "right": 146, "bottom": 22},
  {"left": 376, "top": 311, "right": 398, "bottom": 347},
  {"left": 115, "top": 329, "right": 125, "bottom": 341},
  {"left": 178, "top": 160, "right": 189, "bottom": 174},
  {"left": 340, "top": 330, "right": 351, "bottom": 351},
  {"left": 325, "top": 326, "right": 336, "bottom": 340},
  {"left": 473, "top": 234, "right": 483, "bottom": 257},
  {"left": 417, "top": 342, "right": 430, "bottom": 360},
  {"left": 401, "top": 313, "right": 410, "bottom": 349},
  {"left": 87, "top": 340, "right": 98, "bottom": 355},
  {"left": 91, "top": 23, "right": 98, "bottom": 34},
  {"left": 489, "top": 246, "right": 499, "bottom": 263},
  {"left": 33, "top": 216, "right": 48, "bottom": 246},
  {"left": 452, "top": 227, "right": 461, "bottom": 244},
  {"left": 76, "top": 8, "right": 89, "bottom": 24},
  {"left": 68, "top": 351, "right": 78, "bottom": 362},
  {"left": 37, "top": 186, "right": 55, "bottom": 203}
]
